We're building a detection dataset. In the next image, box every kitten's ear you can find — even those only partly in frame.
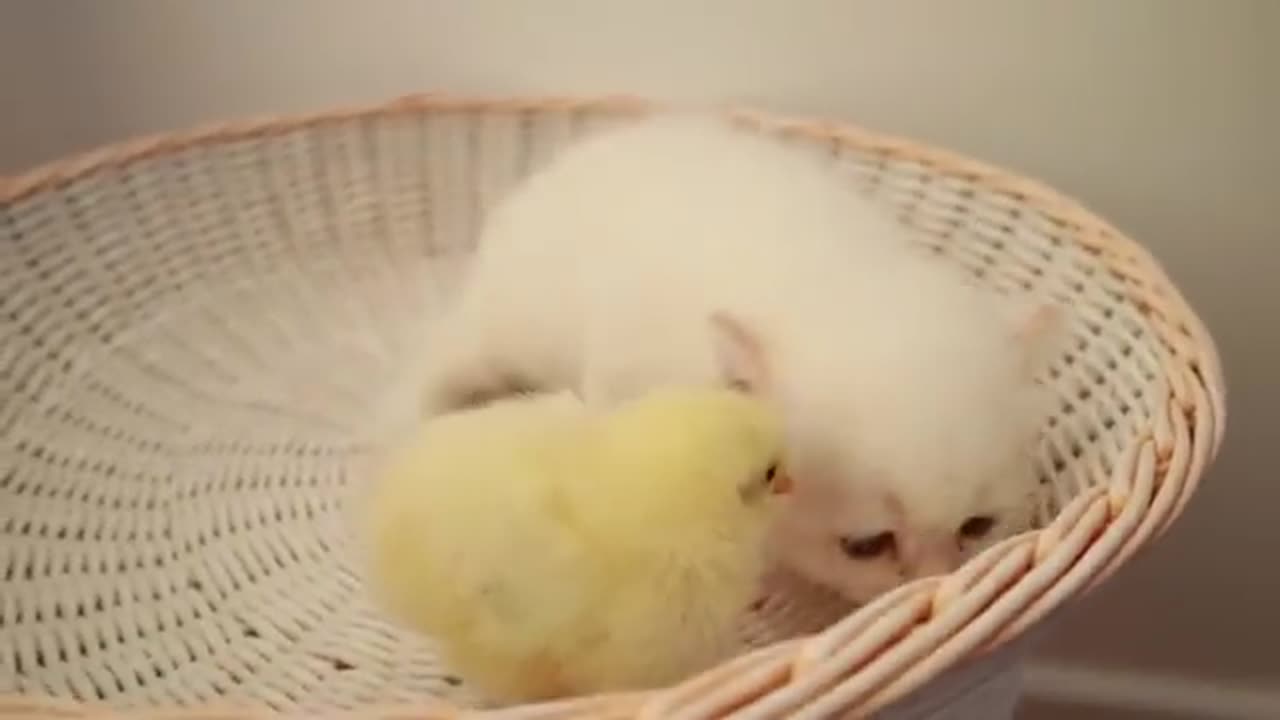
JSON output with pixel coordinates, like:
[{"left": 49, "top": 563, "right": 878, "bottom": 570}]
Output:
[
  {"left": 1010, "top": 300, "right": 1069, "bottom": 378},
  {"left": 708, "top": 310, "right": 770, "bottom": 393}
]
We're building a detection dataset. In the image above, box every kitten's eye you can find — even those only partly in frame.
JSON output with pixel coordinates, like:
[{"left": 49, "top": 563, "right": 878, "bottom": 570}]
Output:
[
  {"left": 958, "top": 515, "right": 996, "bottom": 539},
  {"left": 839, "top": 531, "right": 896, "bottom": 559}
]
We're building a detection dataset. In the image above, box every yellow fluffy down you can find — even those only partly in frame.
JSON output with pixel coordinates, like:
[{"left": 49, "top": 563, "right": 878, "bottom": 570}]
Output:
[{"left": 361, "top": 386, "right": 789, "bottom": 704}]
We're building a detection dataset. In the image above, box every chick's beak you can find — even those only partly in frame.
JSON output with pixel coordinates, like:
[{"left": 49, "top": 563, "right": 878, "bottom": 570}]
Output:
[{"left": 771, "top": 471, "right": 793, "bottom": 495}]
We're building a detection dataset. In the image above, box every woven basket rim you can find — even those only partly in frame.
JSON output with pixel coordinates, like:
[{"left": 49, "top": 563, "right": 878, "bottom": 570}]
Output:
[
  {"left": 0, "top": 93, "right": 1228, "bottom": 719},
  {"left": 0, "top": 92, "right": 1228, "bottom": 420}
]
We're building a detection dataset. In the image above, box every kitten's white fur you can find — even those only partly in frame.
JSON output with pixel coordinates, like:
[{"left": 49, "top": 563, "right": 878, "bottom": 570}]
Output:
[{"left": 420, "top": 114, "right": 1068, "bottom": 603}]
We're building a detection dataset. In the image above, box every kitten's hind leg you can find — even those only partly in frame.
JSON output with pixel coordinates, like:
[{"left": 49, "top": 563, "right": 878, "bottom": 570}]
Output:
[
  {"left": 418, "top": 342, "right": 542, "bottom": 418},
  {"left": 417, "top": 308, "right": 552, "bottom": 418},
  {"left": 424, "top": 363, "right": 543, "bottom": 416}
]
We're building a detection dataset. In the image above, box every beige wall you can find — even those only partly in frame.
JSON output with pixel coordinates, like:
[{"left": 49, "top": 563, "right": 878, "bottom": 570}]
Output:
[{"left": 3, "top": 0, "right": 1276, "bottom": 713}]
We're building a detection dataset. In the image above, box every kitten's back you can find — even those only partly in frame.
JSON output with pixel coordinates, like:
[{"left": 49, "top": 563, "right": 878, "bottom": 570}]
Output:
[
  {"left": 484, "top": 115, "right": 904, "bottom": 282},
  {"left": 459, "top": 114, "right": 916, "bottom": 361}
]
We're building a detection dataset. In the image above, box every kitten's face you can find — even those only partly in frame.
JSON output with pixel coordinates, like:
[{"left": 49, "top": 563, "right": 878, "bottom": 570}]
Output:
[
  {"left": 770, "top": 455, "right": 1039, "bottom": 603},
  {"left": 703, "top": 300, "right": 1063, "bottom": 605},
  {"left": 767, "top": 383, "right": 1044, "bottom": 605}
]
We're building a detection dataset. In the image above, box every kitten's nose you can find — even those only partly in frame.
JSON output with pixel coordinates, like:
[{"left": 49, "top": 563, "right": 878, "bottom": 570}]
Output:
[{"left": 904, "top": 540, "right": 962, "bottom": 578}]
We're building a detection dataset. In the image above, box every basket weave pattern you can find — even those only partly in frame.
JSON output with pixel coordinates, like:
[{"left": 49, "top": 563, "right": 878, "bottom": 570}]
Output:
[{"left": 0, "top": 96, "right": 1224, "bottom": 718}]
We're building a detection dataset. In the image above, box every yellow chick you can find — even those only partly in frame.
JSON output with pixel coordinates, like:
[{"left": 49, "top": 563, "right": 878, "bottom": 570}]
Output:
[{"left": 360, "top": 386, "right": 791, "bottom": 704}]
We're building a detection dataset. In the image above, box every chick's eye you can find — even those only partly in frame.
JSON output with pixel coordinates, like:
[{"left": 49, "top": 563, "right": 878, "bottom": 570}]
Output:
[
  {"left": 840, "top": 531, "right": 896, "bottom": 559},
  {"left": 958, "top": 515, "right": 996, "bottom": 539},
  {"left": 763, "top": 462, "right": 778, "bottom": 485}
]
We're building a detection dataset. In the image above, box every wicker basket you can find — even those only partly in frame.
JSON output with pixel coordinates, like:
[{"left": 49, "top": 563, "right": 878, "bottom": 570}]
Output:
[{"left": 0, "top": 95, "right": 1225, "bottom": 719}]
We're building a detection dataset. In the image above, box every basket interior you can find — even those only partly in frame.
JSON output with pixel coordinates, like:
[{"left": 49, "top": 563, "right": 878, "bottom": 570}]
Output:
[{"left": 0, "top": 107, "right": 1171, "bottom": 713}]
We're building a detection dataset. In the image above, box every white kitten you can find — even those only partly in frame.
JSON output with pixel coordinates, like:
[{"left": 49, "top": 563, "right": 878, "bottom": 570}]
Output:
[{"left": 420, "top": 114, "right": 1067, "bottom": 604}]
